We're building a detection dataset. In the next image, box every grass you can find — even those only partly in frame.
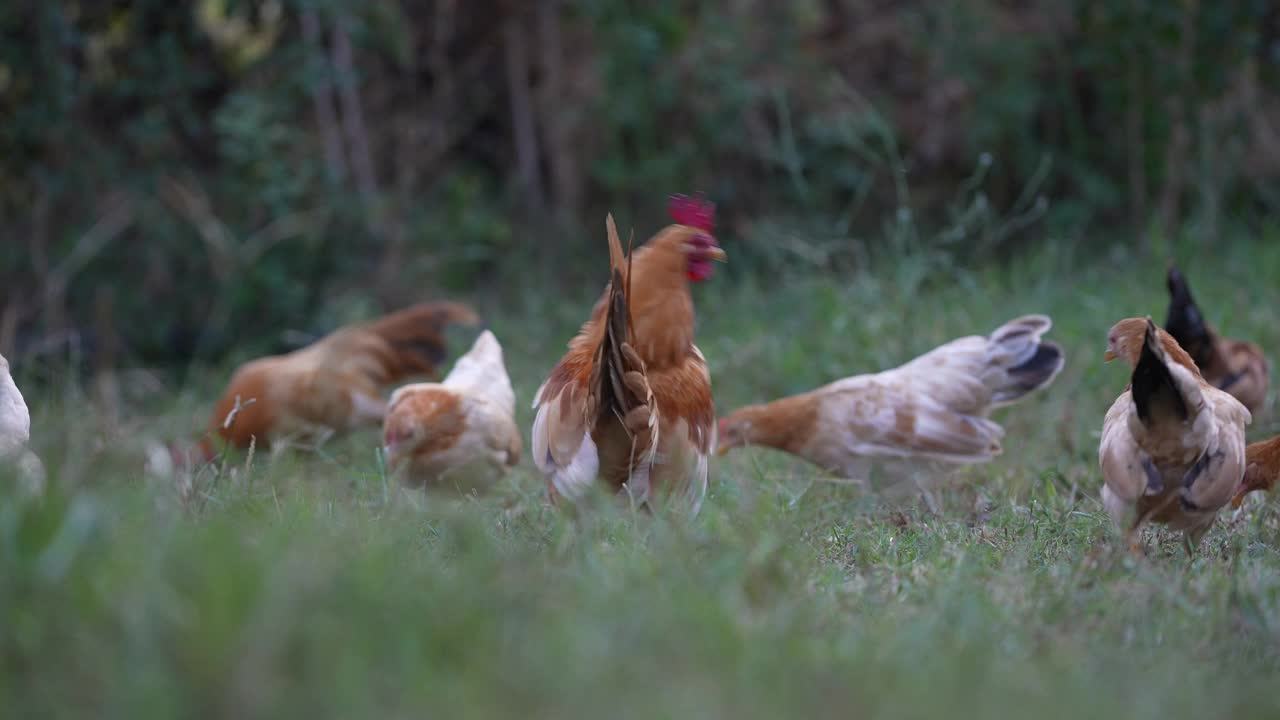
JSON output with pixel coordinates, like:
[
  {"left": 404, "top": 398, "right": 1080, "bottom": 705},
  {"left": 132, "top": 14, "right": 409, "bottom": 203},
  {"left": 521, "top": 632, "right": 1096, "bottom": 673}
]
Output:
[{"left": 6, "top": 230, "right": 1280, "bottom": 718}]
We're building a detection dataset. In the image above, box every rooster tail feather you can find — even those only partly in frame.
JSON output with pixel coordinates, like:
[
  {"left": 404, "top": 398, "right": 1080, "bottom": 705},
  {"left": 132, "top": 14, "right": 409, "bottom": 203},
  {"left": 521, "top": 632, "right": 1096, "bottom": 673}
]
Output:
[
  {"left": 606, "top": 214, "right": 626, "bottom": 280},
  {"left": 365, "top": 301, "right": 482, "bottom": 381},
  {"left": 596, "top": 216, "right": 653, "bottom": 452},
  {"left": 1132, "top": 317, "right": 1189, "bottom": 426},
  {"left": 599, "top": 216, "right": 632, "bottom": 420},
  {"left": 1164, "top": 264, "right": 1214, "bottom": 367},
  {"left": 985, "top": 315, "right": 1066, "bottom": 406},
  {"left": 625, "top": 228, "right": 635, "bottom": 326},
  {"left": 603, "top": 271, "right": 630, "bottom": 415}
]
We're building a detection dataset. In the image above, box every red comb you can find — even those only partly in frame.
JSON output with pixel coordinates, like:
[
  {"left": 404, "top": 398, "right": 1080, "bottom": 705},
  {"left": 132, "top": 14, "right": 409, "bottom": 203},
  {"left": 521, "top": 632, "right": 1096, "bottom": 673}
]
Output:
[{"left": 668, "top": 194, "right": 715, "bottom": 232}]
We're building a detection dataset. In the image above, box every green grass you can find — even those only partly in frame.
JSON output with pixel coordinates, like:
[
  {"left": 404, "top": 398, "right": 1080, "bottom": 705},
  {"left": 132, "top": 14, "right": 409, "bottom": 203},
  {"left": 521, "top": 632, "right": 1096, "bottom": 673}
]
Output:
[{"left": 7, "top": 232, "right": 1280, "bottom": 718}]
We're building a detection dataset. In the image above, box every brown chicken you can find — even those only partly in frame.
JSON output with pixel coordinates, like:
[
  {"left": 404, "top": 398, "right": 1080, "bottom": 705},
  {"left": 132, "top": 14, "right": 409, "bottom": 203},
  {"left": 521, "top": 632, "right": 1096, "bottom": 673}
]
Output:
[
  {"left": 1099, "top": 317, "right": 1250, "bottom": 555},
  {"left": 383, "top": 330, "right": 521, "bottom": 493},
  {"left": 531, "top": 195, "right": 725, "bottom": 513},
  {"left": 194, "top": 301, "right": 480, "bottom": 459},
  {"left": 717, "top": 315, "right": 1064, "bottom": 490},
  {"left": 1165, "top": 264, "right": 1269, "bottom": 414},
  {"left": 1230, "top": 436, "right": 1280, "bottom": 507}
]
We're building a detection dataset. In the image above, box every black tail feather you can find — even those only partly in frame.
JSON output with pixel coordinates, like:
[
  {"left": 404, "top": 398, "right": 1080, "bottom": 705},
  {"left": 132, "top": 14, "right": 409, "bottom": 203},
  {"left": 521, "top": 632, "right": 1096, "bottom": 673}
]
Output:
[
  {"left": 996, "top": 342, "right": 1065, "bottom": 402},
  {"left": 1009, "top": 341, "right": 1064, "bottom": 383},
  {"left": 990, "top": 340, "right": 1065, "bottom": 406},
  {"left": 1132, "top": 319, "right": 1188, "bottom": 425},
  {"left": 1165, "top": 264, "right": 1214, "bottom": 367}
]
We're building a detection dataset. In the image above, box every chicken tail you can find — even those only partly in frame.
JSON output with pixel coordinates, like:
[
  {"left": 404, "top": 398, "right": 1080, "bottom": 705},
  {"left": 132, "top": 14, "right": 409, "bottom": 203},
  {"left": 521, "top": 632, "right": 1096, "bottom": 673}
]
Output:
[
  {"left": 1132, "top": 317, "right": 1190, "bottom": 426},
  {"left": 1164, "top": 264, "right": 1215, "bottom": 369},
  {"left": 984, "top": 314, "right": 1066, "bottom": 407},
  {"left": 442, "top": 330, "right": 516, "bottom": 412},
  {"left": 592, "top": 214, "right": 657, "bottom": 499},
  {"left": 363, "top": 301, "right": 482, "bottom": 382}
]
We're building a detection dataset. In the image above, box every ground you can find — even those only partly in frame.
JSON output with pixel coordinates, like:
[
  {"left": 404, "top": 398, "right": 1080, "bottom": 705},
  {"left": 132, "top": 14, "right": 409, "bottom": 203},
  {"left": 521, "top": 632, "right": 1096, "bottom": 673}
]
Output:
[{"left": 5, "top": 234, "right": 1280, "bottom": 718}]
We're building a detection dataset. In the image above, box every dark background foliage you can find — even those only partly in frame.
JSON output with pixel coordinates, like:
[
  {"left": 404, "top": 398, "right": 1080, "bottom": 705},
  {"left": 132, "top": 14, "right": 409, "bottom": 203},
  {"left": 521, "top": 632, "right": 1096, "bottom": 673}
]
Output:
[{"left": 2, "top": 0, "right": 1278, "bottom": 370}]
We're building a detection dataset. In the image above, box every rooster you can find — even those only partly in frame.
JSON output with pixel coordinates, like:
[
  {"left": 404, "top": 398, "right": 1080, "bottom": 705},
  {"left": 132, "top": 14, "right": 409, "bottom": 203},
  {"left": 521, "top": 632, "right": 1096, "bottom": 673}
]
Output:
[
  {"left": 531, "top": 196, "right": 726, "bottom": 513},
  {"left": 192, "top": 301, "right": 480, "bottom": 459},
  {"left": 1099, "top": 317, "right": 1250, "bottom": 555},
  {"left": 0, "top": 353, "right": 45, "bottom": 494},
  {"left": 1165, "top": 264, "right": 1269, "bottom": 413},
  {"left": 382, "top": 330, "right": 521, "bottom": 493},
  {"left": 717, "top": 315, "right": 1064, "bottom": 493}
]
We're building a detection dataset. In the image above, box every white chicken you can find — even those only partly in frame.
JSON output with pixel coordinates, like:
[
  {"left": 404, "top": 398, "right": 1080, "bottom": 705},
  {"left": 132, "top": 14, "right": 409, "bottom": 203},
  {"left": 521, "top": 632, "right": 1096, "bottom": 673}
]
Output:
[
  {"left": 717, "top": 315, "right": 1065, "bottom": 498},
  {"left": 382, "top": 330, "right": 521, "bottom": 493},
  {"left": 1, "top": 353, "right": 46, "bottom": 495}
]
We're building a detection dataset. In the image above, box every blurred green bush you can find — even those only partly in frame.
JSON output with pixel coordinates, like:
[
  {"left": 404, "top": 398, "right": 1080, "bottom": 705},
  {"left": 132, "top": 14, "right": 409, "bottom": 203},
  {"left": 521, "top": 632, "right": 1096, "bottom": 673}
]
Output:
[{"left": 1, "top": 0, "right": 1277, "bottom": 368}]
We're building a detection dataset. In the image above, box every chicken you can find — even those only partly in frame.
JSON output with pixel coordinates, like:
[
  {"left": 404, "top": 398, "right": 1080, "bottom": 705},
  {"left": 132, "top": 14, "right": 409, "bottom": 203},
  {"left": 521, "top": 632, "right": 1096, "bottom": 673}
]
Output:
[
  {"left": 531, "top": 195, "right": 726, "bottom": 513},
  {"left": 1230, "top": 435, "right": 1280, "bottom": 507},
  {"left": 716, "top": 315, "right": 1064, "bottom": 491},
  {"left": 0, "top": 353, "right": 46, "bottom": 494},
  {"left": 382, "top": 330, "right": 521, "bottom": 493},
  {"left": 1165, "top": 264, "right": 1269, "bottom": 413},
  {"left": 1099, "top": 317, "right": 1251, "bottom": 555},
  {"left": 194, "top": 301, "right": 480, "bottom": 458}
]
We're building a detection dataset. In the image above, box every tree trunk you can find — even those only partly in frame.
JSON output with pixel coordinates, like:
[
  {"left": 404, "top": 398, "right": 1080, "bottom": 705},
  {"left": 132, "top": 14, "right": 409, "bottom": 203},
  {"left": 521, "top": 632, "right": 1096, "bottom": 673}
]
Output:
[
  {"left": 504, "top": 12, "right": 545, "bottom": 210},
  {"left": 301, "top": 8, "right": 347, "bottom": 187},
  {"left": 332, "top": 16, "right": 379, "bottom": 211},
  {"left": 536, "top": 0, "right": 578, "bottom": 219}
]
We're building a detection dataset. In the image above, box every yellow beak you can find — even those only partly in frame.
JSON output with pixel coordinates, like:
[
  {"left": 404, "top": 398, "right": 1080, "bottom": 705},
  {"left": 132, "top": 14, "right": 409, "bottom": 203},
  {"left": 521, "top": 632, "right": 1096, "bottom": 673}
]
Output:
[
  {"left": 706, "top": 246, "right": 728, "bottom": 262},
  {"left": 1103, "top": 349, "right": 1118, "bottom": 362}
]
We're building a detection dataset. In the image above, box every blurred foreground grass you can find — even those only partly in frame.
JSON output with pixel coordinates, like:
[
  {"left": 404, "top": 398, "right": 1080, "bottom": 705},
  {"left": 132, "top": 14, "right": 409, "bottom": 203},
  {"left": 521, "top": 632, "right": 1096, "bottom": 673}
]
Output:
[{"left": 6, "top": 231, "right": 1280, "bottom": 718}]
